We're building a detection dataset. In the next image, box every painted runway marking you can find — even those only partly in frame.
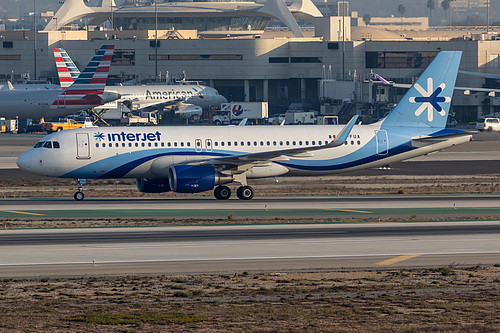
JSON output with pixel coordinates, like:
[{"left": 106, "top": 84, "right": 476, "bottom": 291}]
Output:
[
  {"left": 1, "top": 210, "right": 46, "bottom": 216},
  {"left": 373, "top": 254, "right": 422, "bottom": 266},
  {"left": 323, "top": 209, "right": 372, "bottom": 213}
]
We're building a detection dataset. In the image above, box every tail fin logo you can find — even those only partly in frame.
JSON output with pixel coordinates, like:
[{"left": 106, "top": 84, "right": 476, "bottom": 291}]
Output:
[{"left": 409, "top": 78, "right": 451, "bottom": 122}]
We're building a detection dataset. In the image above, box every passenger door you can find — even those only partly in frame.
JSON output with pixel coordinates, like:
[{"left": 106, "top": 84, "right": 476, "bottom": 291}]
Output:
[
  {"left": 375, "top": 130, "right": 388, "bottom": 155},
  {"left": 76, "top": 133, "right": 90, "bottom": 159}
]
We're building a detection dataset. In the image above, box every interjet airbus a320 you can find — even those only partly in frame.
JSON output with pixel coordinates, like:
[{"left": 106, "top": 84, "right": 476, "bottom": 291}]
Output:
[{"left": 17, "top": 51, "right": 471, "bottom": 201}]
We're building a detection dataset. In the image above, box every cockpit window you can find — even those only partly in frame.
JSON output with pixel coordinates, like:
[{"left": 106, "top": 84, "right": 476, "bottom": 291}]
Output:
[
  {"left": 43, "top": 141, "right": 52, "bottom": 148},
  {"left": 34, "top": 141, "right": 45, "bottom": 148},
  {"left": 53, "top": 141, "right": 60, "bottom": 149}
]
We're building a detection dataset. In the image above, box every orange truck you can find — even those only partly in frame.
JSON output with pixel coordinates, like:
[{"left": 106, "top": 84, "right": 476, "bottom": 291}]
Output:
[{"left": 42, "top": 118, "right": 94, "bottom": 133}]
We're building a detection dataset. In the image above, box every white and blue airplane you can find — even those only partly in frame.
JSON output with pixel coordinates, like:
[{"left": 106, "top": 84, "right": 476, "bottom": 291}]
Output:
[{"left": 17, "top": 51, "right": 471, "bottom": 201}]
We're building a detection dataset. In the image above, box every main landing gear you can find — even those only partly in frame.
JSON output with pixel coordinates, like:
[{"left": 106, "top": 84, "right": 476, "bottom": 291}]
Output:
[
  {"left": 74, "top": 178, "right": 86, "bottom": 201},
  {"left": 214, "top": 185, "right": 254, "bottom": 200}
]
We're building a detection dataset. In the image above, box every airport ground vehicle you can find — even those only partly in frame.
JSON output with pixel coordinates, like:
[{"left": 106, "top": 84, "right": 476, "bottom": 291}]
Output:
[
  {"left": 213, "top": 102, "right": 268, "bottom": 125},
  {"left": 476, "top": 117, "right": 500, "bottom": 131},
  {"left": 268, "top": 114, "right": 286, "bottom": 124},
  {"left": 0, "top": 118, "right": 18, "bottom": 133},
  {"left": 42, "top": 118, "right": 94, "bottom": 133},
  {"left": 285, "top": 111, "right": 317, "bottom": 125}
]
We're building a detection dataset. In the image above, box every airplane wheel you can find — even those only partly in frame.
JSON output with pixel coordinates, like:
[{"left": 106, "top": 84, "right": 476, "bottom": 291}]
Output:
[
  {"left": 74, "top": 191, "right": 85, "bottom": 201},
  {"left": 214, "top": 186, "right": 231, "bottom": 200},
  {"left": 237, "top": 186, "right": 254, "bottom": 200},
  {"left": 214, "top": 120, "right": 221, "bottom": 126}
]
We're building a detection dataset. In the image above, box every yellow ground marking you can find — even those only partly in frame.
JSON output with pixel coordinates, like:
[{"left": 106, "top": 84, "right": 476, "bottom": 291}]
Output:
[
  {"left": 374, "top": 254, "right": 422, "bottom": 266},
  {"left": 2, "top": 210, "right": 46, "bottom": 216},
  {"left": 323, "top": 209, "right": 372, "bottom": 214}
]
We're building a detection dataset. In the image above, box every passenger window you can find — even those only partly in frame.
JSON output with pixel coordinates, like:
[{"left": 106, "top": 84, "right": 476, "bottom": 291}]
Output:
[
  {"left": 280, "top": 141, "right": 283, "bottom": 146},
  {"left": 96, "top": 143, "right": 99, "bottom": 148},
  {"left": 122, "top": 143, "right": 126, "bottom": 147},
  {"left": 299, "top": 141, "right": 303, "bottom": 145},
  {"left": 260, "top": 141, "right": 264, "bottom": 146},
  {"left": 215, "top": 142, "right": 219, "bottom": 147},
  {"left": 155, "top": 142, "right": 158, "bottom": 147},
  {"left": 168, "top": 142, "right": 171, "bottom": 147},
  {"left": 312, "top": 141, "right": 315, "bottom": 145},
  {"left": 357, "top": 140, "right": 361, "bottom": 145},
  {"left": 43, "top": 141, "right": 52, "bottom": 148},
  {"left": 267, "top": 141, "right": 270, "bottom": 146},
  {"left": 142, "top": 142, "right": 145, "bottom": 147},
  {"left": 234, "top": 142, "right": 238, "bottom": 146},
  {"left": 254, "top": 141, "right": 257, "bottom": 146},
  {"left": 273, "top": 141, "right": 277, "bottom": 146},
  {"left": 115, "top": 143, "right": 119, "bottom": 147},
  {"left": 187, "top": 142, "right": 190, "bottom": 147},
  {"left": 135, "top": 143, "right": 138, "bottom": 147},
  {"left": 293, "top": 141, "right": 296, "bottom": 145},
  {"left": 174, "top": 142, "right": 177, "bottom": 147},
  {"left": 305, "top": 141, "right": 309, "bottom": 145},
  {"left": 148, "top": 142, "right": 152, "bottom": 147},
  {"left": 286, "top": 141, "right": 290, "bottom": 145},
  {"left": 53, "top": 141, "right": 60, "bottom": 149},
  {"left": 129, "top": 143, "right": 132, "bottom": 147},
  {"left": 161, "top": 142, "right": 164, "bottom": 147},
  {"left": 180, "top": 142, "right": 184, "bottom": 147},
  {"left": 228, "top": 142, "right": 231, "bottom": 146},
  {"left": 247, "top": 141, "right": 251, "bottom": 146},
  {"left": 351, "top": 141, "right": 354, "bottom": 145}
]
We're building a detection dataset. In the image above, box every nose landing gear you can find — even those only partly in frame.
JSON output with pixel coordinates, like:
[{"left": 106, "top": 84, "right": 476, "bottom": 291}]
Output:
[{"left": 74, "top": 178, "right": 86, "bottom": 201}]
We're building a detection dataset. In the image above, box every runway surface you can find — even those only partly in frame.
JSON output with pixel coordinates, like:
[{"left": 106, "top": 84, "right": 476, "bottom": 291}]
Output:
[
  {"left": 0, "top": 222, "right": 499, "bottom": 277},
  {"left": 1, "top": 195, "right": 500, "bottom": 219}
]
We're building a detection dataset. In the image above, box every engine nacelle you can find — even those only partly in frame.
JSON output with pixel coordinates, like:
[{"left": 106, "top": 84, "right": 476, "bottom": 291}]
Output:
[
  {"left": 168, "top": 165, "right": 232, "bottom": 193},
  {"left": 136, "top": 178, "right": 171, "bottom": 193}
]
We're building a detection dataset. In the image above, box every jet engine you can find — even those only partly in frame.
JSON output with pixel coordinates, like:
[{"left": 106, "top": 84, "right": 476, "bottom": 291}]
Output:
[
  {"left": 168, "top": 165, "right": 232, "bottom": 193},
  {"left": 136, "top": 178, "right": 171, "bottom": 193}
]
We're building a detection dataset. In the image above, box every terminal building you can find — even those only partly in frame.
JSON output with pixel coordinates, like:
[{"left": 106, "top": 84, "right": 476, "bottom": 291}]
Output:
[{"left": 1, "top": 0, "right": 500, "bottom": 122}]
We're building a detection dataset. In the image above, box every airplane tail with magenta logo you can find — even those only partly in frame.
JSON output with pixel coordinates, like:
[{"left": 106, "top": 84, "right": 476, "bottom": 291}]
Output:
[{"left": 382, "top": 51, "right": 462, "bottom": 128}]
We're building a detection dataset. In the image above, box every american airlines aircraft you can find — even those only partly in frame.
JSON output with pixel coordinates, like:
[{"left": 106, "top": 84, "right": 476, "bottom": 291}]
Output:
[
  {"left": 17, "top": 51, "right": 471, "bottom": 201},
  {"left": 0, "top": 45, "right": 120, "bottom": 119},
  {"left": 53, "top": 48, "right": 227, "bottom": 116}
]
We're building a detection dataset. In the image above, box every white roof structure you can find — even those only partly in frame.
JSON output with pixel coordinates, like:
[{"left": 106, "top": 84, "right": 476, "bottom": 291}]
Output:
[{"left": 45, "top": 0, "right": 323, "bottom": 38}]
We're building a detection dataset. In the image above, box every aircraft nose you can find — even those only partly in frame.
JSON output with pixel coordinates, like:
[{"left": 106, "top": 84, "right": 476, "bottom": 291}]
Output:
[{"left": 16, "top": 150, "right": 31, "bottom": 172}]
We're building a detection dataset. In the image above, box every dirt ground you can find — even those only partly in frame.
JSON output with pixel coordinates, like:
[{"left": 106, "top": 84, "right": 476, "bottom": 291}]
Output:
[
  {"left": 3, "top": 173, "right": 500, "bottom": 199},
  {"left": 2, "top": 175, "right": 500, "bottom": 332},
  {"left": 0, "top": 266, "right": 499, "bottom": 332}
]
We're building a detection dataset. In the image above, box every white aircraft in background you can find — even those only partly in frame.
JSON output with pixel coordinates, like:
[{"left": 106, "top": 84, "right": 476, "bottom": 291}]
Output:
[
  {"left": 53, "top": 48, "right": 227, "bottom": 118},
  {"left": 17, "top": 51, "right": 471, "bottom": 201},
  {"left": 0, "top": 45, "right": 120, "bottom": 119}
]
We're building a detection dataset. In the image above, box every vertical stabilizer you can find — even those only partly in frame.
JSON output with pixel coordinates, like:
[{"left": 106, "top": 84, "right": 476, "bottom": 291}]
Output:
[
  {"left": 382, "top": 51, "right": 462, "bottom": 128},
  {"left": 52, "top": 45, "right": 115, "bottom": 107},
  {"left": 53, "top": 48, "right": 81, "bottom": 89}
]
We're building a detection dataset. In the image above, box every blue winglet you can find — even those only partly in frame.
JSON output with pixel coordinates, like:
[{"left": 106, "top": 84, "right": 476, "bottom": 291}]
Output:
[{"left": 334, "top": 114, "right": 359, "bottom": 143}]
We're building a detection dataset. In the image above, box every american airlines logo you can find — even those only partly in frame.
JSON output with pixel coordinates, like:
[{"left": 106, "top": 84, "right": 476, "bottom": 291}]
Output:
[
  {"left": 409, "top": 78, "right": 450, "bottom": 122},
  {"left": 145, "top": 90, "right": 196, "bottom": 100},
  {"left": 94, "top": 131, "right": 162, "bottom": 142}
]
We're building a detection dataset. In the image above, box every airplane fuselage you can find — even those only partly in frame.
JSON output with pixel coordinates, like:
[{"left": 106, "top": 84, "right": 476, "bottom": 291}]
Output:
[
  {"left": 98, "top": 85, "right": 226, "bottom": 111},
  {"left": 17, "top": 124, "right": 471, "bottom": 180}
]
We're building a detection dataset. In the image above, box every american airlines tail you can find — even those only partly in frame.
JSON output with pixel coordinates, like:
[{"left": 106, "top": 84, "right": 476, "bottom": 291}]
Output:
[
  {"left": 52, "top": 45, "right": 116, "bottom": 108},
  {"left": 53, "top": 48, "right": 81, "bottom": 89}
]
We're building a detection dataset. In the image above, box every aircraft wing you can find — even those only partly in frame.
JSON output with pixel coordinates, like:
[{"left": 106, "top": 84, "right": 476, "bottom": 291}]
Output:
[
  {"left": 411, "top": 130, "right": 472, "bottom": 148},
  {"left": 120, "top": 97, "right": 185, "bottom": 113},
  {"left": 376, "top": 72, "right": 500, "bottom": 94},
  {"left": 197, "top": 115, "right": 359, "bottom": 172}
]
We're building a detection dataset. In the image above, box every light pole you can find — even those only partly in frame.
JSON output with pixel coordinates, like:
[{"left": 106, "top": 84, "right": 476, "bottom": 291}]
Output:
[
  {"left": 155, "top": 0, "right": 158, "bottom": 82},
  {"left": 34, "top": 0, "right": 37, "bottom": 80},
  {"left": 487, "top": 0, "right": 490, "bottom": 35}
]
